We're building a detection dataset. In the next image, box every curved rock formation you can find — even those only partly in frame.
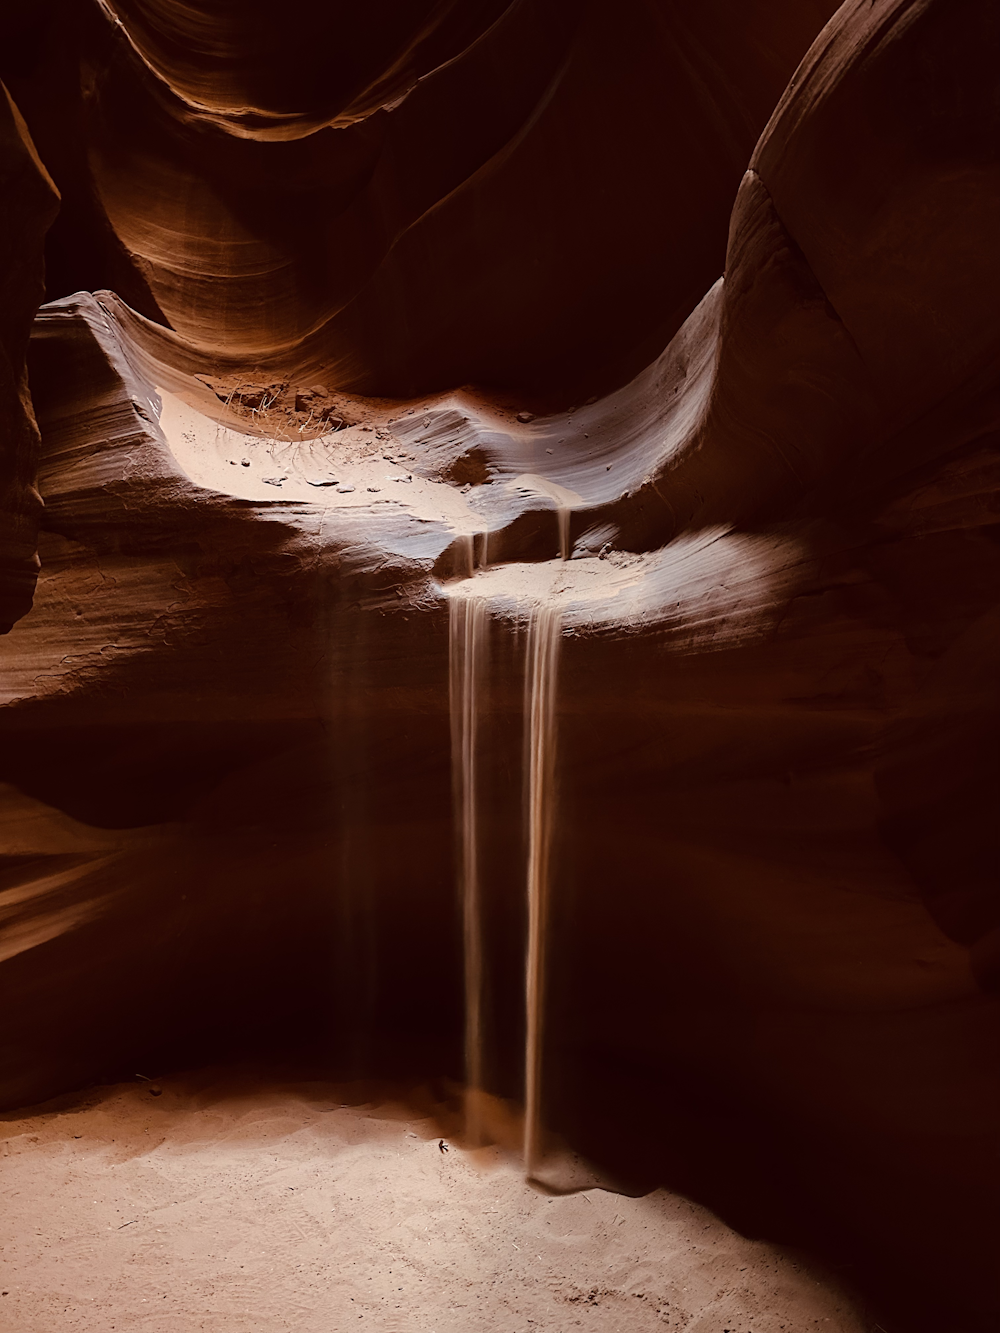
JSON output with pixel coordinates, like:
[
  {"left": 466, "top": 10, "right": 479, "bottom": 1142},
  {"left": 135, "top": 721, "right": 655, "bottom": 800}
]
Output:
[
  {"left": 1, "top": 2, "right": 999, "bottom": 1331},
  {"left": 4, "top": 0, "right": 840, "bottom": 393},
  {"left": 0, "top": 83, "right": 58, "bottom": 631}
]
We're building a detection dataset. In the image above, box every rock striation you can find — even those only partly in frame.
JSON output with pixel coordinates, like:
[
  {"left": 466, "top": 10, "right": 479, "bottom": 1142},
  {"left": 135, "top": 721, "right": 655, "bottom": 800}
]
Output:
[
  {"left": 0, "top": 83, "right": 58, "bottom": 631},
  {"left": 3, "top": 0, "right": 840, "bottom": 395}
]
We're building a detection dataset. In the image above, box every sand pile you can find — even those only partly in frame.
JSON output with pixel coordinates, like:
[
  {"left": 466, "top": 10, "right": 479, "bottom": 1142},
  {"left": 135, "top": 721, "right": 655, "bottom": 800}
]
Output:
[{"left": 0, "top": 1076, "right": 866, "bottom": 1333}]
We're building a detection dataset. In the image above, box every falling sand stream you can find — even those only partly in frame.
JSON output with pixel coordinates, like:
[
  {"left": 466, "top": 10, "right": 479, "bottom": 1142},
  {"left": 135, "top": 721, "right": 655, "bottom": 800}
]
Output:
[
  {"left": 449, "top": 589, "right": 563, "bottom": 1175},
  {"left": 448, "top": 590, "right": 489, "bottom": 1147},
  {"left": 448, "top": 504, "right": 570, "bottom": 1180},
  {"left": 522, "top": 602, "right": 562, "bottom": 1180}
]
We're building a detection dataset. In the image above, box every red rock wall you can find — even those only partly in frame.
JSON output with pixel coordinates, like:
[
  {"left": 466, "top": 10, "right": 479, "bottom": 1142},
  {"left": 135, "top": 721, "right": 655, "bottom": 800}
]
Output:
[
  {"left": 4, "top": 0, "right": 840, "bottom": 395},
  {"left": 0, "top": 84, "right": 58, "bottom": 631}
]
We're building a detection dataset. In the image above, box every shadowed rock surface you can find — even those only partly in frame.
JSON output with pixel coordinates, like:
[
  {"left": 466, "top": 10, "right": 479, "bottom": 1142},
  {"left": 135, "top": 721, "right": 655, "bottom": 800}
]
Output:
[
  {"left": 3, "top": 0, "right": 839, "bottom": 395},
  {"left": 0, "top": 83, "right": 59, "bottom": 631},
  {"left": 1, "top": 2, "right": 999, "bottom": 1331}
]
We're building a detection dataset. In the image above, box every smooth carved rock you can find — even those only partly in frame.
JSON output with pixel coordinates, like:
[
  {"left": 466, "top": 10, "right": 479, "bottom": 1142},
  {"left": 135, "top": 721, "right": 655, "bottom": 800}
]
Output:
[
  {"left": 0, "top": 83, "right": 59, "bottom": 632},
  {"left": 3, "top": 0, "right": 840, "bottom": 395}
]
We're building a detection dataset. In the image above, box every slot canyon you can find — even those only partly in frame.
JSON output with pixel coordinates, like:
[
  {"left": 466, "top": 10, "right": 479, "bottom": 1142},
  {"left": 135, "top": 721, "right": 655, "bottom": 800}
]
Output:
[{"left": 1, "top": 1, "right": 998, "bottom": 1329}]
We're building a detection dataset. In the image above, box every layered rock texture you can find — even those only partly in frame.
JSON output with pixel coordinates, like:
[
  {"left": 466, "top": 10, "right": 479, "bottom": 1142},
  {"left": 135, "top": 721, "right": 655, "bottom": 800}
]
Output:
[
  {"left": 5, "top": 0, "right": 840, "bottom": 394},
  {"left": 1, "top": 2, "right": 999, "bottom": 1331},
  {"left": 0, "top": 85, "right": 58, "bottom": 631}
]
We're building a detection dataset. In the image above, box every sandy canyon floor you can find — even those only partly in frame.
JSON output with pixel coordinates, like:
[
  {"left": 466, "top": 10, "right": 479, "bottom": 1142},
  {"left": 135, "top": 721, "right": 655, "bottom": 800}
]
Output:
[{"left": 0, "top": 1075, "right": 868, "bottom": 1333}]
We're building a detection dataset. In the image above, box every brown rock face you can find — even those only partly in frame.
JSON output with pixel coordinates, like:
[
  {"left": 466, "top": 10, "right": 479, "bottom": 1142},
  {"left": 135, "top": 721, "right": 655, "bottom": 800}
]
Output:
[
  {"left": 1, "top": 2, "right": 999, "bottom": 1331},
  {"left": 0, "top": 84, "right": 58, "bottom": 631},
  {"left": 4, "top": 0, "right": 839, "bottom": 395}
]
